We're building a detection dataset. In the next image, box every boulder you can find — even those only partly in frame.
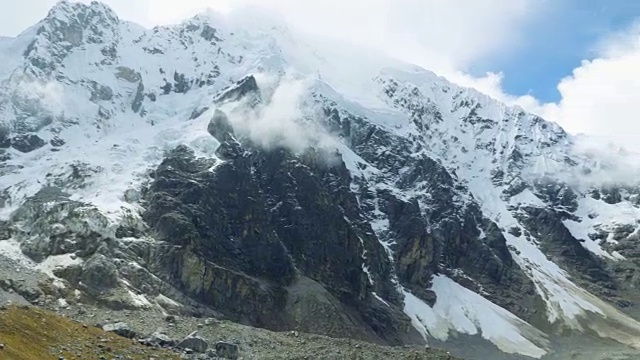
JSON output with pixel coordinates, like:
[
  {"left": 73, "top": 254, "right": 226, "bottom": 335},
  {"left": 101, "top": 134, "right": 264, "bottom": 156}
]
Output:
[
  {"left": 141, "top": 331, "right": 176, "bottom": 347},
  {"left": 102, "top": 322, "right": 136, "bottom": 339},
  {"left": 215, "top": 341, "right": 239, "bottom": 360},
  {"left": 50, "top": 137, "right": 65, "bottom": 147},
  {"left": 215, "top": 138, "right": 243, "bottom": 160},
  {"left": 207, "top": 109, "right": 234, "bottom": 142},
  {"left": 115, "top": 66, "right": 141, "bottom": 83},
  {"left": 81, "top": 254, "right": 119, "bottom": 295},
  {"left": 176, "top": 333, "right": 208, "bottom": 353},
  {"left": 11, "top": 134, "right": 46, "bottom": 153},
  {"left": 0, "top": 221, "right": 11, "bottom": 240},
  {"left": 89, "top": 82, "right": 114, "bottom": 102}
]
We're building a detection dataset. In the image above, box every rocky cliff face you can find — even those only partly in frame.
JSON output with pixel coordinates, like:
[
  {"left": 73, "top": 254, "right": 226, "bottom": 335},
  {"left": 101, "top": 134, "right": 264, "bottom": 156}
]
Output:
[{"left": 2, "top": 2, "right": 640, "bottom": 359}]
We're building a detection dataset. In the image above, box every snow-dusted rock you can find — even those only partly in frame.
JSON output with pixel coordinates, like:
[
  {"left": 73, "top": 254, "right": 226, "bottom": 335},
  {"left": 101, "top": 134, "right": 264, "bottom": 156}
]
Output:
[{"left": 0, "top": 2, "right": 640, "bottom": 358}]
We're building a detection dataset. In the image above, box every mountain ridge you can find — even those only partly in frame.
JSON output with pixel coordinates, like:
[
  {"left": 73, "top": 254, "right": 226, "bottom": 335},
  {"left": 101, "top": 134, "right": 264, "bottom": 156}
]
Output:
[{"left": 1, "top": 2, "right": 640, "bottom": 359}]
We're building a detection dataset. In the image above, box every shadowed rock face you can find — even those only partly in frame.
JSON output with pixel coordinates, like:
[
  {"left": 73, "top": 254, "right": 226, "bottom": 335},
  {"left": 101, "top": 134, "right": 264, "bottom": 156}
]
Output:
[
  {"left": 207, "top": 109, "right": 235, "bottom": 142},
  {"left": 517, "top": 206, "right": 616, "bottom": 297},
  {"left": 318, "top": 101, "right": 543, "bottom": 322},
  {"left": 131, "top": 75, "right": 549, "bottom": 344},
  {"left": 141, "top": 129, "right": 411, "bottom": 343},
  {"left": 131, "top": 80, "right": 424, "bottom": 341}
]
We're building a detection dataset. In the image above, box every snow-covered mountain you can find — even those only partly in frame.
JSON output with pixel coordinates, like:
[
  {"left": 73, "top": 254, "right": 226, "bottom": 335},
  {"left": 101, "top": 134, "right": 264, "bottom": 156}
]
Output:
[{"left": 2, "top": 2, "right": 640, "bottom": 358}]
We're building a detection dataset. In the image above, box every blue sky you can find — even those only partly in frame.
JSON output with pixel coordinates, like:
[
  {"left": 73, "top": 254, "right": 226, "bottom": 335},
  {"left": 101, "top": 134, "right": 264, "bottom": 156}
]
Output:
[{"left": 472, "top": 0, "right": 640, "bottom": 102}]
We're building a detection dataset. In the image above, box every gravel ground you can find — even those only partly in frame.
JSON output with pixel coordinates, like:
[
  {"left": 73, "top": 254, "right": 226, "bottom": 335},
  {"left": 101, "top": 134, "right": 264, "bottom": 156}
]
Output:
[{"left": 55, "top": 304, "right": 458, "bottom": 359}]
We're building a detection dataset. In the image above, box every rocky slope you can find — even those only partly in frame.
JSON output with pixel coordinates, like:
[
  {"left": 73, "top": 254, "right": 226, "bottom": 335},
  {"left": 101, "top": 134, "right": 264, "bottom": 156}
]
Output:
[
  {"left": 0, "top": 305, "right": 180, "bottom": 360},
  {"left": 0, "top": 305, "right": 457, "bottom": 360},
  {"left": 2, "top": 2, "right": 640, "bottom": 359}
]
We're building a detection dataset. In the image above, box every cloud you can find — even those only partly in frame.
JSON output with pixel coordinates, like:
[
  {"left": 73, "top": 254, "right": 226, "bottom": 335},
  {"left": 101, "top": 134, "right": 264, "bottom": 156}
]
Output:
[
  {"left": 16, "top": 78, "right": 65, "bottom": 112},
  {"left": 225, "top": 73, "right": 337, "bottom": 154},
  {"left": 4, "top": 1, "right": 543, "bottom": 128},
  {"left": 4, "top": 0, "right": 540, "bottom": 77},
  {"left": 0, "top": 74, "right": 66, "bottom": 133},
  {"left": 0, "top": 2, "right": 500, "bottom": 91},
  {"left": 450, "top": 21, "right": 640, "bottom": 187},
  {"left": 143, "top": 1, "right": 640, "bottom": 181},
  {"left": 441, "top": 20, "right": 640, "bottom": 157},
  {"left": 146, "top": 0, "right": 538, "bottom": 73},
  {"left": 538, "top": 23, "right": 640, "bottom": 152},
  {"left": 567, "top": 135, "right": 640, "bottom": 188},
  {"left": 446, "top": 71, "right": 547, "bottom": 112},
  {"left": 380, "top": 0, "right": 537, "bottom": 72}
]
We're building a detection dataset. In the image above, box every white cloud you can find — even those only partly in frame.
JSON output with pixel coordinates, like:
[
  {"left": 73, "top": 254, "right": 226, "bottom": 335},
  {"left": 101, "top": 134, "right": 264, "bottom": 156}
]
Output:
[
  {"left": 2, "top": 0, "right": 543, "bottom": 110},
  {"left": 443, "top": 21, "right": 640, "bottom": 185},
  {"left": 446, "top": 71, "right": 546, "bottom": 112},
  {"left": 381, "top": 0, "right": 536, "bottom": 71},
  {"left": 440, "top": 21, "right": 640, "bottom": 157},
  {"left": 147, "top": 0, "right": 544, "bottom": 112},
  {"left": 226, "top": 73, "right": 337, "bottom": 154},
  {"left": 205, "top": 0, "right": 538, "bottom": 72},
  {"left": 0, "top": 0, "right": 537, "bottom": 75},
  {"left": 539, "top": 23, "right": 640, "bottom": 152}
]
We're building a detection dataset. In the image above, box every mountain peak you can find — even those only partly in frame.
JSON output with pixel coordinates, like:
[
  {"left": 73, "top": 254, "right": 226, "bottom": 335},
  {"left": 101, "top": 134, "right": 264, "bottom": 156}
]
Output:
[
  {"left": 46, "top": 1, "right": 119, "bottom": 26},
  {"left": 22, "top": 1, "right": 121, "bottom": 76},
  {"left": 185, "top": 6, "right": 291, "bottom": 36},
  {"left": 40, "top": 0, "right": 121, "bottom": 46}
]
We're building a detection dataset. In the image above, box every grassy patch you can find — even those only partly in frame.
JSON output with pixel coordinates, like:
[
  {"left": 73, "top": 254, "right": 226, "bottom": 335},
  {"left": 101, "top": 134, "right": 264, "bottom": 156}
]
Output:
[{"left": 0, "top": 306, "right": 178, "bottom": 360}]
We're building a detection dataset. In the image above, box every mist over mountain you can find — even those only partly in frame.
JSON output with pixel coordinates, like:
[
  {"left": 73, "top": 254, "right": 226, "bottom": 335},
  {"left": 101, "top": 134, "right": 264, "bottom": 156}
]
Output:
[{"left": 2, "top": 2, "right": 640, "bottom": 359}]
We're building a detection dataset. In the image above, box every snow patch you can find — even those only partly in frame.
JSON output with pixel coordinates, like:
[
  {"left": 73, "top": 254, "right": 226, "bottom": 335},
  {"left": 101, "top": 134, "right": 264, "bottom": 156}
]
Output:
[
  {"left": 0, "top": 240, "right": 33, "bottom": 269},
  {"left": 510, "top": 188, "right": 546, "bottom": 207},
  {"left": 564, "top": 195, "right": 640, "bottom": 259},
  {"left": 127, "top": 290, "right": 152, "bottom": 308},
  {"left": 403, "top": 275, "right": 548, "bottom": 358},
  {"left": 37, "top": 253, "right": 83, "bottom": 278}
]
